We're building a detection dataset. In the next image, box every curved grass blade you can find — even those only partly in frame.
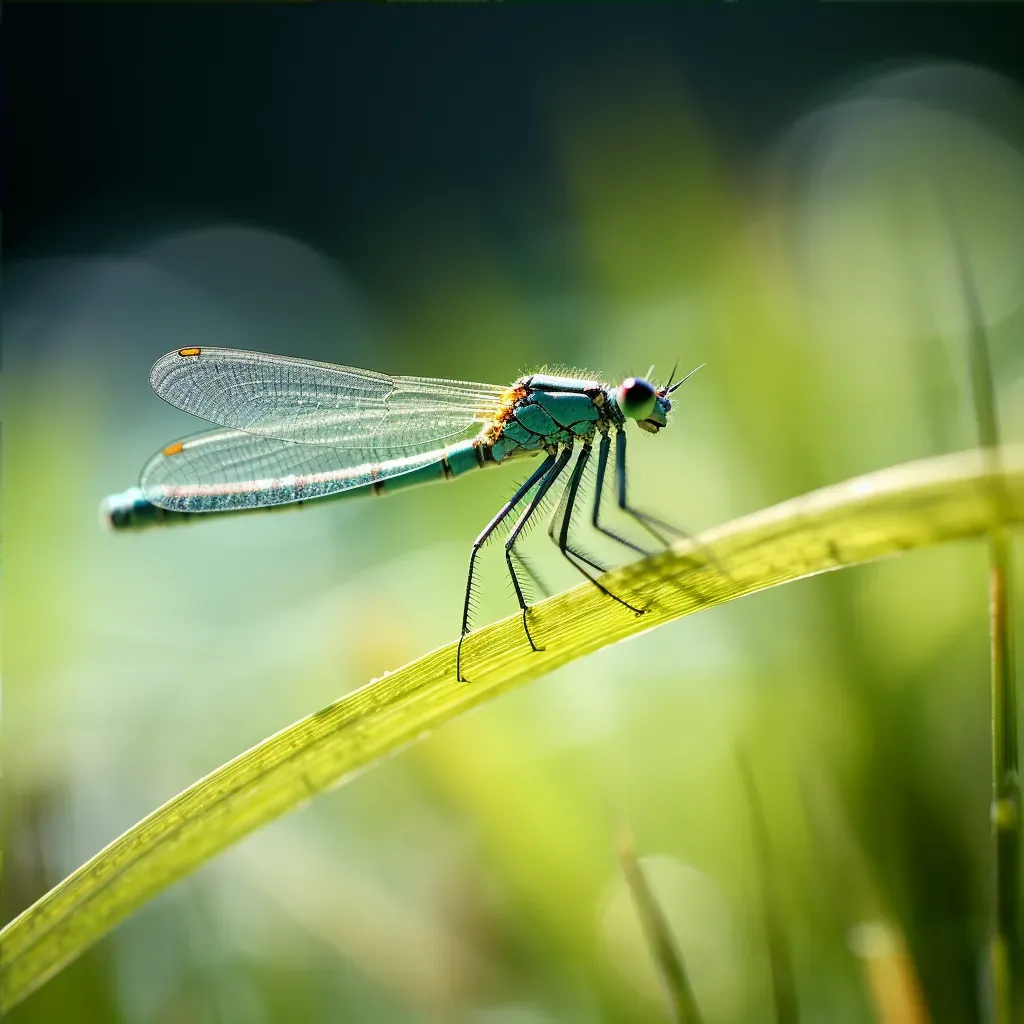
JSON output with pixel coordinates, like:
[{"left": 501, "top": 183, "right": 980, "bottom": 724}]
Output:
[
  {"left": 944, "top": 195, "right": 1019, "bottom": 1023},
  {"left": 801, "top": 770, "right": 933, "bottom": 1024},
  {"left": 737, "top": 750, "right": 799, "bottom": 1023},
  {"left": 618, "top": 826, "right": 704, "bottom": 1024},
  {"left": 3, "top": 445, "right": 1024, "bottom": 1013}
]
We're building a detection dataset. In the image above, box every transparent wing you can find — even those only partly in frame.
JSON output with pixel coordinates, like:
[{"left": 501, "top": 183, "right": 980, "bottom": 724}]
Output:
[
  {"left": 150, "top": 346, "right": 507, "bottom": 450},
  {"left": 141, "top": 428, "right": 453, "bottom": 512}
]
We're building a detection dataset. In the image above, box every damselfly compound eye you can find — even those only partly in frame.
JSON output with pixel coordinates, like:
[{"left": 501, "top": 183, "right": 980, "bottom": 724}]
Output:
[{"left": 617, "top": 377, "right": 657, "bottom": 421}]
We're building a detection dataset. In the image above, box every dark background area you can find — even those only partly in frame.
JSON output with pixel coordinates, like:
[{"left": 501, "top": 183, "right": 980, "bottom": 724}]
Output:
[{"left": 8, "top": 6, "right": 1024, "bottom": 267}]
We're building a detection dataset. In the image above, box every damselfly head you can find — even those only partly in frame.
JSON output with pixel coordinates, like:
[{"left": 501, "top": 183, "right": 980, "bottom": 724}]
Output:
[
  {"left": 620, "top": 362, "right": 704, "bottom": 433},
  {"left": 618, "top": 376, "right": 670, "bottom": 434}
]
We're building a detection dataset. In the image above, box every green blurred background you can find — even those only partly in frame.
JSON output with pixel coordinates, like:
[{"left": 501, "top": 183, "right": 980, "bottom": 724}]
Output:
[{"left": 5, "top": 7, "right": 1024, "bottom": 1023}]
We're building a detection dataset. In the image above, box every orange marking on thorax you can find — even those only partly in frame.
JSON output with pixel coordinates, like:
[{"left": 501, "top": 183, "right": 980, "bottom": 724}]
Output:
[
  {"left": 163, "top": 441, "right": 185, "bottom": 457},
  {"left": 483, "top": 383, "right": 527, "bottom": 445},
  {"left": 178, "top": 347, "right": 201, "bottom": 357}
]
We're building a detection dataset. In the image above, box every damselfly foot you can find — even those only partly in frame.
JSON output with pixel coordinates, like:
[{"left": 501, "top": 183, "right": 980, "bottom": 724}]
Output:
[{"left": 521, "top": 608, "right": 544, "bottom": 654}]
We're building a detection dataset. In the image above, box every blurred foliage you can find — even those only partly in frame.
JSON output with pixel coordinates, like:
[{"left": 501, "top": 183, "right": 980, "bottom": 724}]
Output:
[{"left": 5, "top": 31, "right": 1024, "bottom": 1024}]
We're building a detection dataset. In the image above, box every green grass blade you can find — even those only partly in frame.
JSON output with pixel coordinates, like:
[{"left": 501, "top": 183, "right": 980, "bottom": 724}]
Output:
[
  {"left": 945, "top": 197, "right": 1019, "bottom": 1022},
  {"left": 618, "top": 828, "right": 704, "bottom": 1024},
  {"left": 801, "top": 772, "right": 933, "bottom": 1024},
  {"left": 3, "top": 445, "right": 1024, "bottom": 1013},
  {"left": 737, "top": 751, "right": 799, "bottom": 1023},
  {"left": 987, "top": 525, "right": 1019, "bottom": 1024}
]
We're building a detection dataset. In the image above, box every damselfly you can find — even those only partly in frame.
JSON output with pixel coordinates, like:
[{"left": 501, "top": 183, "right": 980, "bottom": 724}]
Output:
[{"left": 102, "top": 347, "right": 701, "bottom": 680}]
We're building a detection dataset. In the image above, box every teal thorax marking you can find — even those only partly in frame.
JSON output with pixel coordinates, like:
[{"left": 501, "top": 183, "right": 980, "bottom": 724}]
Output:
[{"left": 487, "top": 374, "right": 619, "bottom": 463}]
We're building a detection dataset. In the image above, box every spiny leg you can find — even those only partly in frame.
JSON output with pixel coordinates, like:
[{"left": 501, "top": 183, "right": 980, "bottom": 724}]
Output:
[
  {"left": 546, "top": 443, "right": 609, "bottom": 577},
  {"left": 549, "top": 442, "right": 645, "bottom": 615},
  {"left": 546, "top": 443, "right": 598, "bottom": 569},
  {"left": 614, "top": 428, "right": 731, "bottom": 583},
  {"left": 458, "top": 452, "right": 555, "bottom": 682},
  {"left": 547, "top": 440, "right": 640, "bottom": 577},
  {"left": 508, "top": 547, "right": 551, "bottom": 603},
  {"left": 592, "top": 432, "right": 656, "bottom": 558},
  {"left": 504, "top": 446, "right": 574, "bottom": 653},
  {"left": 615, "top": 429, "right": 679, "bottom": 547}
]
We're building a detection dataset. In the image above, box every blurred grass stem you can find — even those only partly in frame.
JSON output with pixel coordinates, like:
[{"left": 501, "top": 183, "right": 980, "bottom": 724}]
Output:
[
  {"left": 801, "top": 772, "right": 933, "bottom": 1024},
  {"left": 947, "top": 201, "right": 1020, "bottom": 1022},
  {"left": 618, "top": 828, "right": 704, "bottom": 1024},
  {"left": 737, "top": 751, "right": 798, "bottom": 1023}
]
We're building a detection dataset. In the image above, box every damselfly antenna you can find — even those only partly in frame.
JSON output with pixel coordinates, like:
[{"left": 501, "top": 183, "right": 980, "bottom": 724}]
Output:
[
  {"left": 664, "top": 360, "right": 680, "bottom": 390},
  {"left": 668, "top": 363, "right": 705, "bottom": 394}
]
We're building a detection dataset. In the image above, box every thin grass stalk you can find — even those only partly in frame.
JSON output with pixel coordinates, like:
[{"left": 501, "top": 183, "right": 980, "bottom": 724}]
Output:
[
  {"left": 736, "top": 751, "right": 799, "bottom": 1023},
  {"left": 800, "top": 772, "right": 933, "bottom": 1024},
  {"left": 617, "top": 828, "right": 704, "bottom": 1024},
  {"left": 947, "top": 203, "right": 1020, "bottom": 1022}
]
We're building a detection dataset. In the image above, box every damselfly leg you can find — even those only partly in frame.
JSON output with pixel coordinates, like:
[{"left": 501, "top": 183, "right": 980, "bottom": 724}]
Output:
[
  {"left": 458, "top": 453, "right": 555, "bottom": 681},
  {"left": 547, "top": 443, "right": 645, "bottom": 615},
  {"left": 591, "top": 432, "right": 654, "bottom": 557},
  {"left": 613, "top": 428, "right": 730, "bottom": 584},
  {"left": 502, "top": 446, "right": 575, "bottom": 655},
  {"left": 614, "top": 430, "right": 684, "bottom": 547}
]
